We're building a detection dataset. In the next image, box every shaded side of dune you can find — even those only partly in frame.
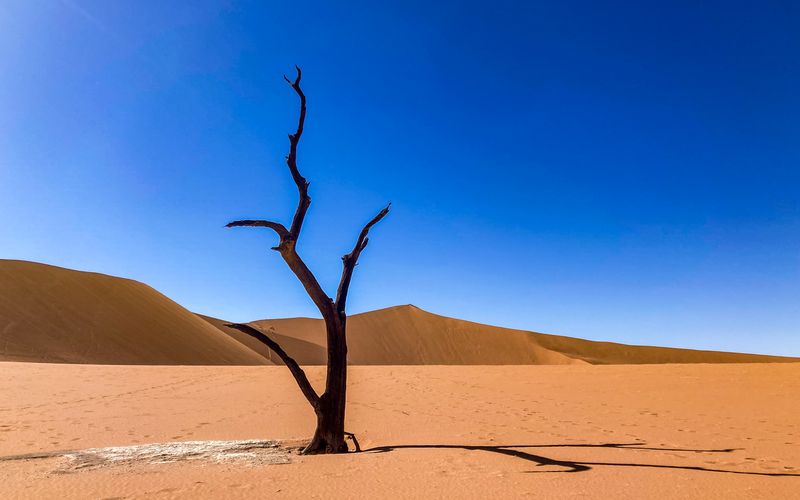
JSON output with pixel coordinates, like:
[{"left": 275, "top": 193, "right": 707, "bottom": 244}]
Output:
[
  {"left": 197, "top": 314, "right": 326, "bottom": 365},
  {"left": 0, "top": 260, "right": 267, "bottom": 365}
]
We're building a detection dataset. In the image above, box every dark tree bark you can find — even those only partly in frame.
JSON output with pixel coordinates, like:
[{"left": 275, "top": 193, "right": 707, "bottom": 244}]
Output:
[{"left": 226, "top": 67, "right": 389, "bottom": 454}]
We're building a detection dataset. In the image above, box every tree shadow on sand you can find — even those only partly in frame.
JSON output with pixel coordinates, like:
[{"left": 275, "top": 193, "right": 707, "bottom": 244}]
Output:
[{"left": 362, "top": 442, "right": 800, "bottom": 477}]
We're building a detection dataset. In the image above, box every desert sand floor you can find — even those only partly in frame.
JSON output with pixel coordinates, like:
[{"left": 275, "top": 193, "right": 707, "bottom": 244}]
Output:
[{"left": 0, "top": 363, "right": 798, "bottom": 499}]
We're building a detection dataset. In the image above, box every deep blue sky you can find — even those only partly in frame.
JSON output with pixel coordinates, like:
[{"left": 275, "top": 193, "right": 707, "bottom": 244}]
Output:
[{"left": 1, "top": 1, "right": 798, "bottom": 356}]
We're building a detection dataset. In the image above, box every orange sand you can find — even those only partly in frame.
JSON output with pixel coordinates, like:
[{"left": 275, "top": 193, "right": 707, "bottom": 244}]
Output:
[{"left": 0, "top": 362, "right": 797, "bottom": 498}]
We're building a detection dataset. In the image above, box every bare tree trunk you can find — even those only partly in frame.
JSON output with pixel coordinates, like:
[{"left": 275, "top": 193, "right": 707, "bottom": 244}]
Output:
[
  {"left": 226, "top": 317, "right": 350, "bottom": 454},
  {"left": 305, "top": 317, "right": 348, "bottom": 453},
  {"left": 226, "top": 67, "right": 389, "bottom": 454}
]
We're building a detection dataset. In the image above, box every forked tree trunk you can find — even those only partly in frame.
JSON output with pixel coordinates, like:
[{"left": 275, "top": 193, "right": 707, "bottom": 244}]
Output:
[{"left": 226, "top": 67, "right": 389, "bottom": 454}]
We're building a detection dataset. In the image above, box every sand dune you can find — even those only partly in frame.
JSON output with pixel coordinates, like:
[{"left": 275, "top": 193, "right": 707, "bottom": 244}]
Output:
[
  {"left": 250, "top": 306, "right": 583, "bottom": 365},
  {"left": 0, "top": 362, "right": 798, "bottom": 499},
  {"left": 247, "top": 305, "right": 798, "bottom": 365},
  {"left": 2, "top": 260, "right": 796, "bottom": 366},
  {"left": 0, "top": 260, "right": 266, "bottom": 365},
  {"left": 198, "top": 314, "right": 326, "bottom": 366},
  {"left": 1, "top": 262, "right": 798, "bottom": 497}
]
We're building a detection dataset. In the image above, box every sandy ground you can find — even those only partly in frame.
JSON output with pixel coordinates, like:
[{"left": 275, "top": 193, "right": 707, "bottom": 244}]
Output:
[{"left": 1, "top": 362, "right": 798, "bottom": 499}]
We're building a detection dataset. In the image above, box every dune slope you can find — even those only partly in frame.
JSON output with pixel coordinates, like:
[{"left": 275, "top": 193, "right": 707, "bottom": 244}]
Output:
[
  {"left": 248, "top": 305, "right": 798, "bottom": 365},
  {"left": 251, "top": 306, "right": 582, "bottom": 365},
  {"left": 198, "top": 314, "right": 326, "bottom": 365},
  {"left": 2, "top": 260, "right": 795, "bottom": 366},
  {"left": 0, "top": 260, "right": 267, "bottom": 365}
]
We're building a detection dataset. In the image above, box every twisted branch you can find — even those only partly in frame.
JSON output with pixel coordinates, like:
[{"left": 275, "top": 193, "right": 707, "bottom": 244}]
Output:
[
  {"left": 226, "top": 323, "right": 320, "bottom": 409},
  {"left": 226, "top": 67, "right": 334, "bottom": 320},
  {"left": 225, "top": 220, "right": 290, "bottom": 249},
  {"left": 335, "top": 204, "right": 391, "bottom": 313},
  {"left": 283, "top": 66, "right": 310, "bottom": 239}
]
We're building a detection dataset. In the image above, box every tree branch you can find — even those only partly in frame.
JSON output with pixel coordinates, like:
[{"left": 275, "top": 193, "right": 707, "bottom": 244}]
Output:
[
  {"left": 280, "top": 244, "right": 336, "bottom": 320},
  {"left": 344, "top": 432, "right": 362, "bottom": 452},
  {"left": 226, "top": 220, "right": 290, "bottom": 247},
  {"left": 335, "top": 204, "right": 391, "bottom": 313},
  {"left": 225, "top": 68, "right": 334, "bottom": 319},
  {"left": 225, "top": 323, "right": 320, "bottom": 409},
  {"left": 283, "top": 66, "right": 310, "bottom": 239},
  {"left": 226, "top": 220, "right": 333, "bottom": 316}
]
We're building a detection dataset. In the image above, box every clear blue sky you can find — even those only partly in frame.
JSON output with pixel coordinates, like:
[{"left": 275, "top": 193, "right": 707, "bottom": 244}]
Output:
[{"left": 1, "top": 1, "right": 798, "bottom": 356}]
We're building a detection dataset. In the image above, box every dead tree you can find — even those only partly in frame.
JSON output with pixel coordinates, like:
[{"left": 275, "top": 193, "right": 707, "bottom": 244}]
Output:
[{"left": 226, "top": 67, "right": 389, "bottom": 454}]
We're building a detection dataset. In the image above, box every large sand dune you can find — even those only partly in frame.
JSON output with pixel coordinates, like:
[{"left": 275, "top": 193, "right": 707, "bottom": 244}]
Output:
[
  {"left": 0, "top": 260, "right": 266, "bottom": 365},
  {"left": 2, "top": 260, "right": 796, "bottom": 365},
  {"left": 247, "top": 305, "right": 798, "bottom": 365},
  {"left": 250, "top": 306, "right": 582, "bottom": 365},
  {"left": 0, "top": 362, "right": 797, "bottom": 499}
]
